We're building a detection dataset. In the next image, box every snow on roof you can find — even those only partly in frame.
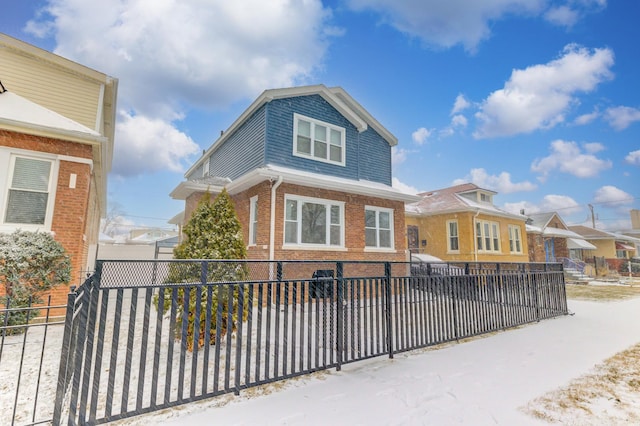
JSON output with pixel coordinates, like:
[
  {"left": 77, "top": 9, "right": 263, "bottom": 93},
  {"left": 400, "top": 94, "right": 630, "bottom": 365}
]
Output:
[{"left": 0, "top": 90, "right": 100, "bottom": 136}]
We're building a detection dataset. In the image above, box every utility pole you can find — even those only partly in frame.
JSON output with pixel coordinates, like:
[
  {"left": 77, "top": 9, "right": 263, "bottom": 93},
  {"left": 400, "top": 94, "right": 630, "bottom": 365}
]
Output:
[{"left": 588, "top": 204, "right": 596, "bottom": 228}]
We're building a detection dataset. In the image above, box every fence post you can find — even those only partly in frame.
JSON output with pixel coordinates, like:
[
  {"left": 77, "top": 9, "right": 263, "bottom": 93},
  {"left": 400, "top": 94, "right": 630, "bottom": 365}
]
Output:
[
  {"left": 384, "top": 262, "right": 394, "bottom": 359},
  {"left": 336, "top": 262, "right": 343, "bottom": 371},
  {"left": 52, "top": 286, "right": 78, "bottom": 425}
]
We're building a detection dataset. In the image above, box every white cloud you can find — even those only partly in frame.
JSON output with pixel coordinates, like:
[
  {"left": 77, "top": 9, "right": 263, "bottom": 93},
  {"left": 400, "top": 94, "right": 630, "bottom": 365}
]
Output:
[
  {"left": 604, "top": 106, "right": 640, "bottom": 130},
  {"left": 544, "top": 6, "right": 579, "bottom": 27},
  {"left": 531, "top": 139, "right": 612, "bottom": 181},
  {"left": 392, "top": 177, "right": 419, "bottom": 194},
  {"left": 583, "top": 142, "right": 605, "bottom": 153},
  {"left": 451, "top": 114, "right": 468, "bottom": 128},
  {"left": 474, "top": 44, "right": 614, "bottom": 138},
  {"left": 391, "top": 146, "right": 410, "bottom": 165},
  {"left": 27, "top": 0, "right": 332, "bottom": 117},
  {"left": 412, "top": 127, "right": 433, "bottom": 145},
  {"left": 345, "top": 1, "right": 605, "bottom": 51},
  {"left": 113, "top": 111, "right": 200, "bottom": 176},
  {"left": 625, "top": 150, "right": 640, "bottom": 166},
  {"left": 573, "top": 110, "right": 599, "bottom": 125},
  {"left": 452, "top": 168, "right": 537, "bottom": 194},
  {"left": 503, "top": 194, "right": 582, "bottom": 216},
  {"left": 593, "top": 185, "right": 633, "bottom": 206},
  {"left": 451, "top": 94, "right": 471, "bottom": 114}
]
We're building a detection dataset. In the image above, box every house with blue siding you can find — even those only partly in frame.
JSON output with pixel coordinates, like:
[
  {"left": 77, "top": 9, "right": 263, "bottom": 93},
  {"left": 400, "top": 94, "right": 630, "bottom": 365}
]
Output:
[{"left": 171, "top": 85, "right": 419, "bottom": 263}]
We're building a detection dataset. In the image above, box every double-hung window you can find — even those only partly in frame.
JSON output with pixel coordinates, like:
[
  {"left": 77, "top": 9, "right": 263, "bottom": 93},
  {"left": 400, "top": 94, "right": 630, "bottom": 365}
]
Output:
[
  {"left": 365, "top": 206, "right": 394, "bottom": 249},
  {"left": 293, "top": 113, "right": 345, "bottom": 166},
  {"left": 508, "top": 225, "right": 522, "bottom": 253},
  {"left": 284, "top": 195, "right": 344, "bottom": 247},
  {"left": 476, "top": 220, "right": 501, "bottom": 252},
  {"left": 4, "top": 156, "right": 54, "bottom": 226},
  {"left": 249, "top": 196, "right": 258, "bottom": 245},
  {"left": 447, "top": 220, "right": 459, "bottom": 252}
]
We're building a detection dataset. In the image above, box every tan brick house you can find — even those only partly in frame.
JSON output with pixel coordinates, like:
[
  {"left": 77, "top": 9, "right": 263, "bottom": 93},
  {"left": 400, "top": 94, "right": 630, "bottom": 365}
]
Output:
[
  {"left": 405, "top": 183, "right": 529, "bottom": 262},
  {"left": 171, "top": 85, "right": 419, "bottom": 269},
  {"left": 0, "top": 34, "right": 117, "bottom": 307}
]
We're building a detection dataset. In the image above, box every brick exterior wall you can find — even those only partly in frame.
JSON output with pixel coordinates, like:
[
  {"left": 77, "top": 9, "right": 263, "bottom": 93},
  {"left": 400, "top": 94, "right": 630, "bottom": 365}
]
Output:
[
  {"left": 184, "top": 180, "right": 409, "bottom": 267},
  {"left": 0, "top": 129, "right": 94, "bottom": 315},
  {"left": 527, "top": 233, "right": 545, "bottom": 262}
]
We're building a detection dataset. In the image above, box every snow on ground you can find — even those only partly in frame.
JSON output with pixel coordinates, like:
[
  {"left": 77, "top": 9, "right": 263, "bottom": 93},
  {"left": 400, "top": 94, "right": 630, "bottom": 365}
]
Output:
[{"left": 115, "top": 296, "right": 640, "bottom": 426}]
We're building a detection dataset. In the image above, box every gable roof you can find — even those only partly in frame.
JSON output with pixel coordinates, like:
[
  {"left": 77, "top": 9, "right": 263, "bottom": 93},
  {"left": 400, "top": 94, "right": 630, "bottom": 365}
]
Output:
[
  {"left": 186, "top": 84, "right": 397, "bottom": 177},
  {"left": 407, "top": 183, "right": 522, "bottom": 220}
]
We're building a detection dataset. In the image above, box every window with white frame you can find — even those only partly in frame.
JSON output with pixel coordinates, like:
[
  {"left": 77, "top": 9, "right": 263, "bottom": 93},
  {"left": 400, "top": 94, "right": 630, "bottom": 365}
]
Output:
[
  {"left": 365, "top": 206, "right": 394, "bottom": 249},
  {"left": 249, "top": 196, "right": 258, "bottom": 245},
  {"left": 447, "top": 220, "right": 459, "bottom": 252},
  {"left": 476, "top": 219, "right": 501, "bottom": 252},
  {"left": 4, "top": 156, "right": 54, "bottom": 226},
  {"left": 284, "top": 195, "right": 343, "bottom": 247},
  {"left": 508, "top": 225, "right": 522, "bottom": 253},
  {"left": 293, "top": 113, "right": 345, "bottom": 166}
]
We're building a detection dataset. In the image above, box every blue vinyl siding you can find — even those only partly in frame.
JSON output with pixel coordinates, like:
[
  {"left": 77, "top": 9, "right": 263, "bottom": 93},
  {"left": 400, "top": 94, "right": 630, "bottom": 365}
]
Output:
[
  {"left": 264, "top": 95, "right": 391, "bottom": 185},
  {"left": 187, "top": 105, "right": 266, "bottom": 181}
]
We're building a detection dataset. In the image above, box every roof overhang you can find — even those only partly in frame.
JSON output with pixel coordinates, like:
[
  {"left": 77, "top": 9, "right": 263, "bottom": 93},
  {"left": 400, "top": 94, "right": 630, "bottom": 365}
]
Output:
[
  {"left": 615, "top": 242, "right": 636, "bottom": 251},
  {"left": 171, "top": 165, "right": 421, "bottom": 204},
  {"left": 567, "top": 238, "right": 597, "bottom": 250},
  {"left": 542, "top": 227, "right": 584, "bottom": 239},
  {"left": 185, "top": 84, "right": 397, "bottom": 177},
  {"left": 407, "top": 205, "right": 526, "bottom": 221}
]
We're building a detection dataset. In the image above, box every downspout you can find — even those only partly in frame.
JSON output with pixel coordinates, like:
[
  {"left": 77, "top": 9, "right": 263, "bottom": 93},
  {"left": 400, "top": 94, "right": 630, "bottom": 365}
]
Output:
[
  {"left": 473, "top": 209, "right": 480, "bottom": 262},
  {"left": 269, "top": 175, "right": 284, "bottom": 273}
]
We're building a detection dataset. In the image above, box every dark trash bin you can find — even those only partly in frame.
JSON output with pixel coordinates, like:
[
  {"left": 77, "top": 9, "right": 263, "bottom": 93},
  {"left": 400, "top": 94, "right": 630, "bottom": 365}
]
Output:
[{"left": 310, "top": 269, "right": 334, "bottom": 298}]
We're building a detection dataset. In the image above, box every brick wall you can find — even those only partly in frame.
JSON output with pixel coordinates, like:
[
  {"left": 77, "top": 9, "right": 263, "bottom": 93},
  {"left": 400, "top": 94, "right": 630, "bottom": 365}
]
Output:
[
  {"left": 0, "top": 130, "right": 94, "bottom": 315},
  {"left": 183, "top": 180, "right": 408, "bottom": 265},
  {"left": 527, "top": 233, "right": 545, "bottom": 262}
]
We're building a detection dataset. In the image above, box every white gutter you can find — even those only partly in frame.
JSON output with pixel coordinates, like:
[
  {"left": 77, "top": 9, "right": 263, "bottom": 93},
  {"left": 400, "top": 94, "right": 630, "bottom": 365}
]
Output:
[
  {"left": 473, "top": 209, "right": 480, "bottom": 262},
  {"left": 269, "top": 176, "right": 283, "bottom": 278}
]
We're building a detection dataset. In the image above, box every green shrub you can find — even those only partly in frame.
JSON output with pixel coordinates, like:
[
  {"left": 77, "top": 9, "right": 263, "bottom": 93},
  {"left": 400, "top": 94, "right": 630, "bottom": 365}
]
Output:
[{"left": 0, "top": 230, "right": 71, "bottom": 334}]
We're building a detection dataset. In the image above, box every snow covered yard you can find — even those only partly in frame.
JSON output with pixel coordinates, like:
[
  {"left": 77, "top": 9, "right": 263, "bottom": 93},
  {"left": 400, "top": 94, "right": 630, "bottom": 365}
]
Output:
[{"left": 112, "top": 283, "right": 640, "bottom": 426}]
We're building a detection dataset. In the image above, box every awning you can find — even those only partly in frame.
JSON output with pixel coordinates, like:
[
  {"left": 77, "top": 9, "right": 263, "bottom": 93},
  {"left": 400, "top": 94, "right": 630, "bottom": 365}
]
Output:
[
  {"left": 567, "top": 238, "right": 597, "bottom": 250},
  {"left": 615, "top": 242, "right": 636, "bottom": 251}
]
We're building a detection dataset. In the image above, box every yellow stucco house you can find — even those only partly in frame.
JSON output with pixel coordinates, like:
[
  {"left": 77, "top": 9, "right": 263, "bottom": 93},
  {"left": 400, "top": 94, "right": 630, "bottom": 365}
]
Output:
[
  {"left": 568, "top": 225, "right": 639, "bottom": 260},
  {"left": 405, "top": 183, "right": 529, "bottom": 262}
]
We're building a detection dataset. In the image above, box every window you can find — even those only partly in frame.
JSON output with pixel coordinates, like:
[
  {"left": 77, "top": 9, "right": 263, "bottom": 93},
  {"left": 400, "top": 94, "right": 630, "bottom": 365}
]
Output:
[
  {"left": 476, "top": 219, "right": 500, "bottom": 252},
  {"left": 365, "top": 206, "right": 394, "bottom": 249},
  {"left": 293, "top": 113, "right": 345, "bottom": 166},
  {"left": 203, "top": 157, "right": 210, "bottom": 177},
  {"left": 447, "top": 220, "right": 459, "bottom": 252},
  {"left": 508, "top": 225, "right": 522, "bottom": 253},
  {"left": 249, "top": 196, "right": 258, "bottom": 245},
  {"left": 284, "top": 195, "right": 343, "bottom": 247},
  {"left": 4, "top": 156, "right": 54, "bottom": 226}
]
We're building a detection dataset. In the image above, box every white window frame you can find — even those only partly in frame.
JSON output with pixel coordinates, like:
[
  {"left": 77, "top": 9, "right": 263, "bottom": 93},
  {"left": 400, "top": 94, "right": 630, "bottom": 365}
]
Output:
[
  {"left": 249, "top": 195, "right": 258, "bottom": 245},
  {"left": 364, "top": 206, "right": 395, "bottom": 250},
  {"left": 475, "top": 219, "right": 501, "bottom": 253},
  {"left": 508, "top": 225, "right": 523, "bottom": 254},
  {"left": 292, "top": 113, "right": 346, "bottom": 166},
  {"left": 203, "top": 157, "right": 210, "bottom": 177},
  {"left": 447, "top": 219, "right": 459, "bottom": 253},
  {"left": 1, "top": 152, "right": 58, "bottom": 232},
  {"left": 283, "top": 194, "right": 344, "bottom": 248}
]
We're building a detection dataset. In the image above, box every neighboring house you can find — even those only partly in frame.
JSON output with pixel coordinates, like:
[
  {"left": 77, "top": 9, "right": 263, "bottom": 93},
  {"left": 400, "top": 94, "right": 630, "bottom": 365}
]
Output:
[
  {"left": 171, "top": 85, "right": 420, "bottom": 267},
  {"left": 0, "top": 34, "right": 117, "bottom": 307},
  {"left": 569, "top": 225, "right": 639, "bottom": 260},
  {"left": 405, "top": 183, "right": 529, "bottom": 262},
  {"left": 619, "top": 209, "right": 640, "bottom": 256},
  {"left": 525, "top": 212, "right": 596, "bottom": 262}
]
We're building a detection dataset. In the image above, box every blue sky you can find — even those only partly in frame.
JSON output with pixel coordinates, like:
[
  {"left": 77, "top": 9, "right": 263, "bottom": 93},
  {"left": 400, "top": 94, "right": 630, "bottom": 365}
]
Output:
[{"left": 2, "top": 0, "right": 639, "bottom": 233}]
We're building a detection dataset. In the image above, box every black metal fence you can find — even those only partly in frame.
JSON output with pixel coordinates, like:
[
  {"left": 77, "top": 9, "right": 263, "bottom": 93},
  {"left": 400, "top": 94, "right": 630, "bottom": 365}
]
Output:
[
  {"left": 50, "top": 259, "right": 567, "bottom": 425},
  {"left": 1, "top": 295, "right": 67, "bottom": 426}
]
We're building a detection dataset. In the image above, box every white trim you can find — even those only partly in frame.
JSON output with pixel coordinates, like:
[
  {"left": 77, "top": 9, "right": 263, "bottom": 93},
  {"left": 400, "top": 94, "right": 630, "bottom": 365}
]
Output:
[
  {"left": 508, "top": 224, "right": 523, "bottom": 254},
  {"left": 249, "top": 195, "right": 258, "bottom": 246},
  {"left": 292, "top": 113, "right": 346, "bottom": 166},
  {"left": 364, "top": 205, "right": 394, "bottom": 250},
  {"left": 283, "top": 194, "right": 345, "bottom": 248},
  {"left": 446, "top": 219, "right": 460, "bottom": 253},
  {"left": 476, "top": 219, "right": 501, "bottom": 253},
  {"left": 1, "top": 153, "right": 58, "bottom": 232}
]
